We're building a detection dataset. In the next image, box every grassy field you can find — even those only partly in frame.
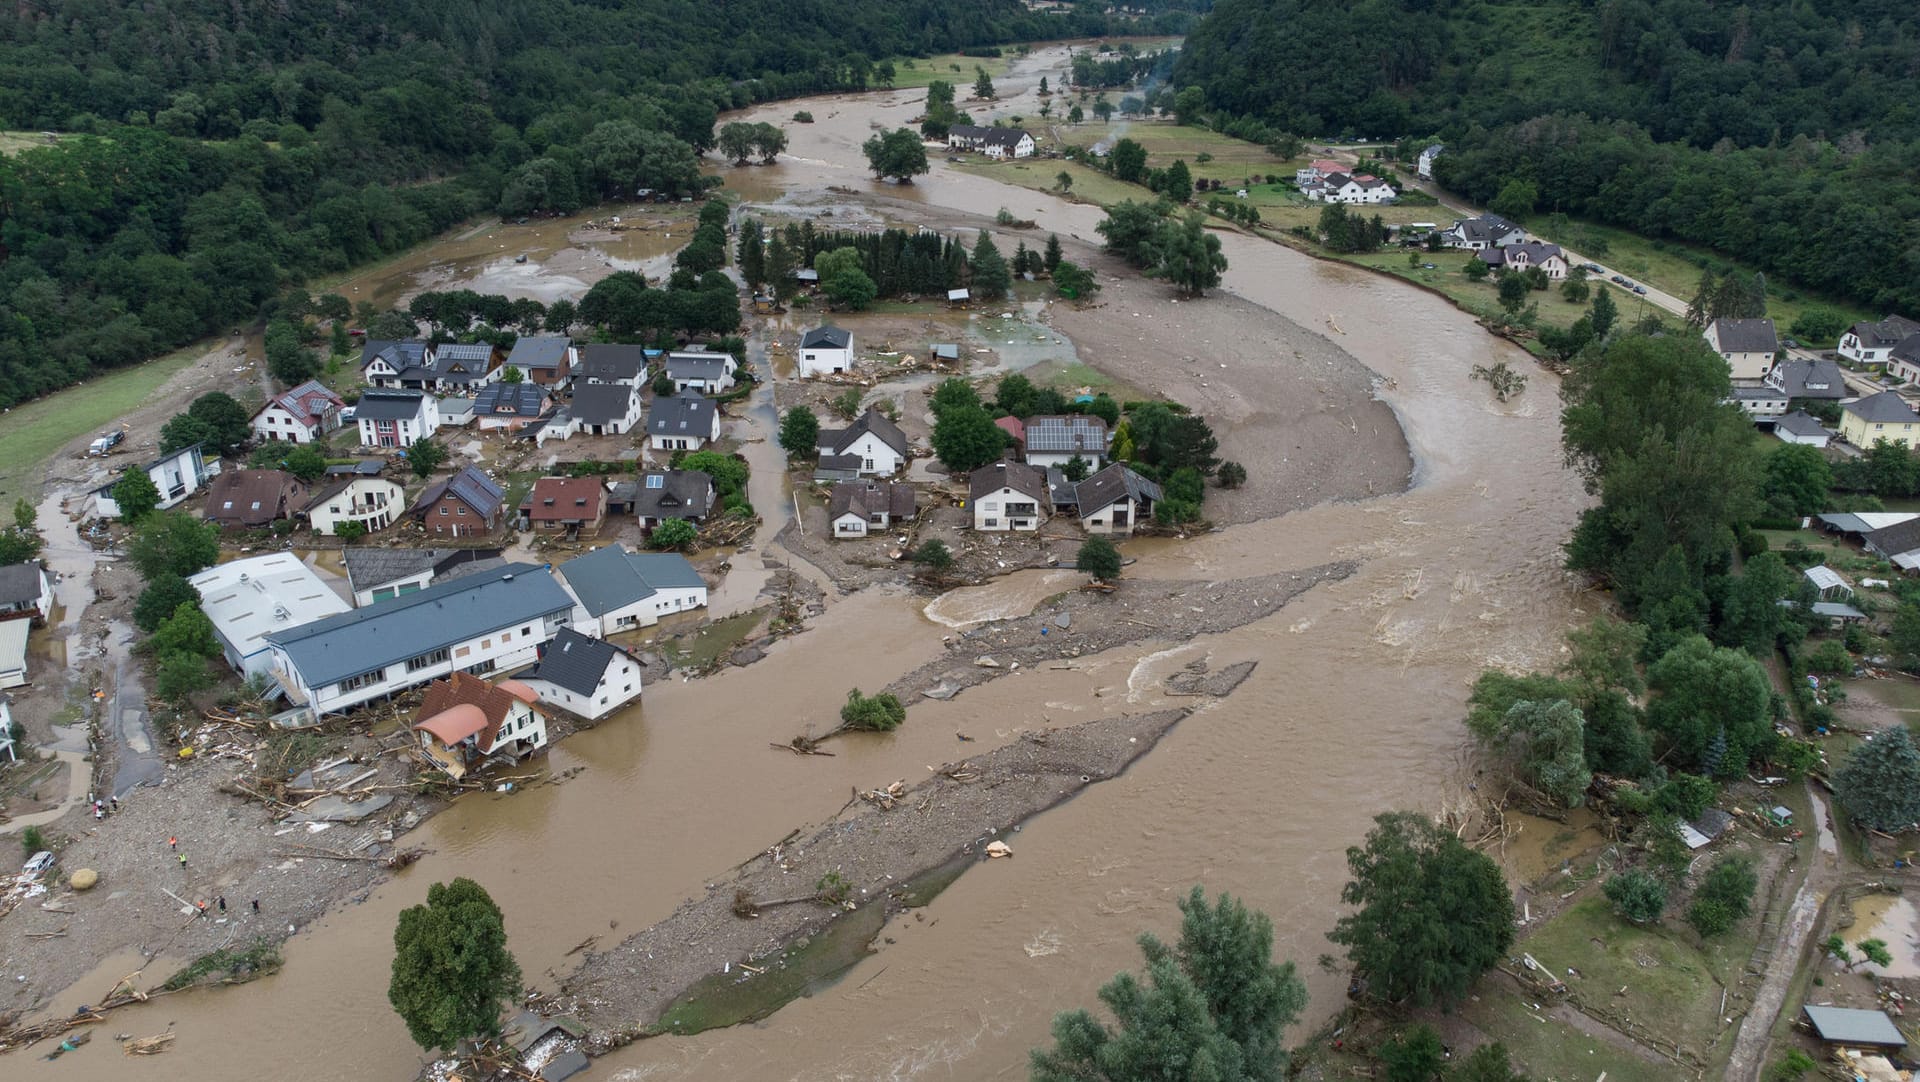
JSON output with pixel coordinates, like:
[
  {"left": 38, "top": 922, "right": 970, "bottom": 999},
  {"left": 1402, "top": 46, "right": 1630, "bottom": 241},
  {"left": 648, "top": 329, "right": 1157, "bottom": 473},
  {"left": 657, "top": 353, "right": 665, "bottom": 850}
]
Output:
[
  {"left": 1340, "top": 249, "right": 1599, "bottom": 333},
  {"left": 885, "top": 52, "right": 1013, "bottom": 90},
  {"left": 1457, "top": 987, "right": 1678, "bottom": 1082},
  {"left": 0, "top": 348, "right": 203, "bottom": 506},
  {"left": 0, "top": 130, "right": 61, "bottom": 155},
  {"left": 1547, "top": 219, "right": 1873, "bottom": 339}
]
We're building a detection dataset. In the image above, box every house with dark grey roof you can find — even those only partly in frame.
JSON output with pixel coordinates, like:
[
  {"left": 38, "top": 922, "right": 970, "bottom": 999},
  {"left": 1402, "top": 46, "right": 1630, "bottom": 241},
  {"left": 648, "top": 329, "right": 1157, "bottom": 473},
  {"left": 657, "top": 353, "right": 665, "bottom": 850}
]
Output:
[
  {"left": 647, "top": 393, "right": 720, "bottom": 451},
  {"left": 202, "top": 469, "right": 309, "bottom": 528},
  {"left": 828, "top": 481, "right": 917, "bottom": 538},
  {"left": 1475, "top": 241, "right": 1567, "bottom": 280},
  {"left": 342, "top": 547, "right": 504, "bottom": 607},
  {"left": 514, "top": 627, "right": 644, "bottom": 721},
  {"left": 1840, "top": 390, "right": 1920, "bottom": 450},
  {"left": 570, "top": 381, "right": 642, "bottom": 436},
  {"left": 427, "top": 342, "right": 505, "bottom": 391},
  {"left": 506, "top": 336, "right": 576, "bottom": 389},
  {"left": 945, "top": 124, "right": 1037, "bottom": 159},
  {"left": 1772, "top": 410, "right": 1831, "bottom": 449},
  {"left": 1890, "top": 335, "right": 1920, "bottom": 385},
  {"left": 1704, "top": 318, "right": 1779, "bottom": 380},
  {"left": 1074, "top": 464, "right": 1163, "bottom": 537},
  {"left": 969, "top": 459, "right": 1051, "bottom": 532},
  {"left": 410, "top": 465, "right": 506, "bottom": 537},
  {"left": 264, "top": 562, "right": 578, "bottom": 716},
  {"left": 576, "top": 344, "right": 648, "bottom": 387},
  {"left": 634, "top": 469, "right": 714, "bottom": 530},
  {"left": 1765, "top": 358, "right": 1847, "bottom": 401},
  {"left": 360, "top": 339, "right": 429, "bottom": 385},
  {"left": 1839, "top": 315, "right": 1920, "bottom": 367},
  {"left": 472, "top": 382, "right": 550, "bottom": 432},
  {"left": 798, "top": 325, "right": 853, "bottom": 378},
  {"left": 0, "top": 562, "right": 52, "bottom": 625},
  {"left": 665, "top": 350, "right": 738, "bottom": 394},
  {"left": 1022, "top": 415, "right": 1111, "bottom": 469},
  {"left": 816, "top": 407, "right": 909, "bottom": 476},
  {"left": 556, "top": 544, "right": 709, "bottom": 635},
  {"left": 1416, "top": 143, "right": 1443, "bottom": 179},
  {"left": 1863, "top": 516, "right": 1920, "bottom": 567},
  {"left": 354, "top": 389, "right": 441, "bottom": 448},
  {"left": 1440, "top": 214, "right": 1526, "bottom": 251}
]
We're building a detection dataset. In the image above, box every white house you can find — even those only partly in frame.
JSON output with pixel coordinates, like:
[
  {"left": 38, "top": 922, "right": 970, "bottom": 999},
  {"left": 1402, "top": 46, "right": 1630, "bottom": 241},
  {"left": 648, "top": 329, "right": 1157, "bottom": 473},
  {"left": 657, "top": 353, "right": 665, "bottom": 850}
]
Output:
[
  {"left": 664, "top": 351, "right": 738, "bottom": 394},
  {"left": 946, "top": 124, "right": 1037, "bottom": 159},
  {"left": 471, "top": 383, "right": 549, "bottom": 433},
  {"left": 797, "top": 325, "right": 853, "bottom": 378},
  {"left": 969, "top": 460, "right": 1051, "bottom": 532},
  {"left": 557, "top": 545, "right": 709, "bottom": 636},
  {"left": 341, "top": 547, "right": 501, "bottom": 608},
  {"left": 1839, "top": 316, "right": 1920, "bottom": 367},
  {"left": 412, "top": 673, "right": 549, "bottom": 780},
  {"left": 576, "top": 344, "right": 648, "bottom": 386},
  {"left": 828, "top": 481, "right": 917, "bottom": 538},
  {"left": 1476, "top": 241, "right": 1568, "bottom": 280},
  {"left": 252, "top": 380, "right": 345, "bottom": 444},
  {"left": 1729, "top": 384, "right": 1790, "bottom": 418},
  {"left": 190, "top": 553, "right": 353, "bottom": 679},
  {"left": 1441, "top": 214, "right": 1527, "bottom": 251},
  {"left": 93, "top": 444, "right": 216, "bottom": 518},
  {"left": 265, "top": 563, "right": 578, "bottom": 717},
  {"left": 571, "top": 382, "right": 643, "bottom": 436},
  {"left": 1889, "top": 338, "right": 1920, "bottom": 385},
  {"left": 647, "top": 393, "right": 719, "bottom": 451},
  {"left": 354, "top": 389, "right": 441, "bottom": 449},
  {"left": 816, "top": 407, "right": 910, "bottom": 476},
  {"left": 0, "top": 619, "right": 26, "bottom": 689},
  {"left": 1306, "top": 172, "right": 1397, "bottom": 205},
  {"left": 1293, "top": 159, "right": 1346, "bottom": 187},
  {"left": 516, "top": 627, "right": 644, "bottom": 722},
  {"left": 1075, "top": 464, "right": 1163, "bottom": 537},
  {"left": 0, "top": 562, "right": 53, "bottom": 624},
  {"left": 1704, "top": 318, "right": 1779, "bottom": 381},
  {"left": 1022, "top": 415, "right": 1110, "bottom": 469},
  {"left": 1416, "top": 143, "right": 1443, "bottom": 180},
  {"left": 303, "top": 476, "right": 407, "bottom": 536},
  {"left": 1774, "top": 411, "right": 1832, "bottom": 448}
]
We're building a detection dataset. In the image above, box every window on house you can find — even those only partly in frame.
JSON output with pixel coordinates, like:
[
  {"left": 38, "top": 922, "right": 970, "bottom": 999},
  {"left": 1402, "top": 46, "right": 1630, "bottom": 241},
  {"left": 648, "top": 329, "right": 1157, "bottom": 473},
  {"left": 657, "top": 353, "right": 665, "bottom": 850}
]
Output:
[
  {"left": 464, "top": 658, "right": 496, "bottom": 676},
  {"left": 456, "top": 506, "right": 466, "bottom": 515},
  {"left": 522, "top": 626, "right": 531, "bottom": 635},
  {"left": 339, "top": 669, "right": 385, "bottom": 693},
  {"left": 405, "top": 647, "right": 452, "bottom": 672},
  {"left": 440, "top": 507, "right": 449, "bottom": 516}
]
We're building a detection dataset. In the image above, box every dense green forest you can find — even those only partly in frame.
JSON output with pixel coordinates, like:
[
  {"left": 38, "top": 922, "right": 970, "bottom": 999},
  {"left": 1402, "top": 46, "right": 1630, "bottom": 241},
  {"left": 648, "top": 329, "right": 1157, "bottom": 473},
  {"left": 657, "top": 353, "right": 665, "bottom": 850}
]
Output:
[
  {"left": 0, "top": 0, "right": 1199, "bottom": 408},
  {"left": 1175, "top": 0, "right": 1920, "bottom": 313}
]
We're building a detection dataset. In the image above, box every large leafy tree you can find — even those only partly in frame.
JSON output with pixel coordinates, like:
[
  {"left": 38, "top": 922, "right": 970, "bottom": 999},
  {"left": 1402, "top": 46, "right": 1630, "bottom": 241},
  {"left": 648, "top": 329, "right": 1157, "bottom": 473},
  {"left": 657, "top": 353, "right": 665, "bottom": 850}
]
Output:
[
  {"left": 1645, "top": 634, "right": 1773, "bottom": 776},
  {"left": 390, "top": 878, "right": 521, "bottom": 1051},
  {"left": 112, "top": 470, "right": 163, "bottom": 522},
  {"left": 862, "top": 128, "right": 929, "bottom": 182},
  {"left": 133, "top": 574, "right": 199, "bottom": 633},
  {"left": 127, "top": 511, "right": 220, "bottom": 580},
  {"left": 1763, "top": 444, "right": 1831, "bottom": 518},
  {"left": 1097, "top": 200, "right": 1171, "bottom": 268},
  {"left": 1156, "top": 211, "right": 1227, "bottom": 296},
  {"left": 1109, "top": 138, "right": 1147, "bottom": 183},
  {"left": 1329, "top": 811, "right": 1514, "bottom": 1007},
  {"left": 932, "top": 402, "right": 1006, "bottom": 473},
  {"left": 162, "top": 391, "right": 252, "bottom": 456},
  {"left": 1487, "top": 699, "right": 1592, "bottom": 807},
  {"left": 779, "top": 406, "right": 820, "bottom": 458},
  {"left": 1031, "top": 887, "right": 1307, "bottom": 1082},
  {"left": 1834, "top": 726, "right": 1920, "bottom": 832}
]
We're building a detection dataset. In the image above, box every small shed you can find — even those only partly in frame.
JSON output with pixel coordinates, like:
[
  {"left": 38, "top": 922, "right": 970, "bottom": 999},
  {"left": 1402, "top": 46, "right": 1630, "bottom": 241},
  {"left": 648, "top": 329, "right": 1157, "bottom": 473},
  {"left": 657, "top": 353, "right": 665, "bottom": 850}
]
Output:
[
  {"left": 1679, "top": 808, "right": 1734, "bottom": 850},
  {"left": 931, "top": 343, "right": 961, "bottom": 363},
  {"left": 947, "top": 288, "right": 971, "bottom": 307},
  {"left": 1803, "top": 565, "right": 1852, "bottom": 600},
  {"left": 1810, "top": 600, "right": 1868, "bottom": 627},
  {"left": 1803, "top": 1005, "right": 1908, "bottom": 1049}
]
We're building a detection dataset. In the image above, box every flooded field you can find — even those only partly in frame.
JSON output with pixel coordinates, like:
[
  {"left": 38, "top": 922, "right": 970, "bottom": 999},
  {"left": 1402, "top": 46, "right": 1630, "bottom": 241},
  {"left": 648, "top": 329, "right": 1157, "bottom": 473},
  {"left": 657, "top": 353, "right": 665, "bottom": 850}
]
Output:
[{"left": 14, "top": 42, "right": 1593, "bottom": 1082}]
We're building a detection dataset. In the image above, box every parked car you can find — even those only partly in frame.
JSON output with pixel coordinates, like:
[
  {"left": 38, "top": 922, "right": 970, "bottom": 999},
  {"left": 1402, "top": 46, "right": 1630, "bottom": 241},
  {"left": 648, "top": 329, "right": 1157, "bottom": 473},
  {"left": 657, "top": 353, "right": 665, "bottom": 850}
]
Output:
[
  {"left": 23, "top": 850, "right": 55, "bottom": 876},
  {"left": 1610, "top": 274, "right": 1627, "bottom": 284},
  {"left": 1784, "top": 337, "right": 1801, "bottom": 349},
  {"left": 1632, "top": 285, "right": 1648, "bottom": 295},
  {"left": 1582, "top": 262, "right": 1605, "bottom": 274},
  {"left": 87, "top": 430, "right": 124, "bottom": 456}
]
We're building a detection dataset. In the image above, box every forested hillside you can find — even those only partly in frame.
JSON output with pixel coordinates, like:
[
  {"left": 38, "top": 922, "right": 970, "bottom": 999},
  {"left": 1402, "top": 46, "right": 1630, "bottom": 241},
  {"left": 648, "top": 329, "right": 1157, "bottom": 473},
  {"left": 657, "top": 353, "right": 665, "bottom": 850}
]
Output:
[
  {"left": 1175, "top": 0, "right": 1920, "bottom": 313},
  {"left": 0, "top": 0, "right": 1195, "bottom": 407}
]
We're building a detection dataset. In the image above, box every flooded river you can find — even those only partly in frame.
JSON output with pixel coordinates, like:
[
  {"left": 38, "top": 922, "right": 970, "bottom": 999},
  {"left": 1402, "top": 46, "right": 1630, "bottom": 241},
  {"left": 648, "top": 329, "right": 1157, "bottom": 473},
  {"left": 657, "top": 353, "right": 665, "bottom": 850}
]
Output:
[{"left": 23, "top": 44, "right": 1592, "bottom": 1082}]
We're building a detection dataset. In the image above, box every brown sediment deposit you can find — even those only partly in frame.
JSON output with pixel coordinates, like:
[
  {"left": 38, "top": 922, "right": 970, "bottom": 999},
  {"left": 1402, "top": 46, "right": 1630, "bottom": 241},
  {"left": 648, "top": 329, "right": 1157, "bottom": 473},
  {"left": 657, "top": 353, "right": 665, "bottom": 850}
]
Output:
[
  {"left": 890, "top": 563, "right": 1357, "bottom": 706},
  {"left": 555, "top": 704, "right": 1201, "bottom": 1047}
]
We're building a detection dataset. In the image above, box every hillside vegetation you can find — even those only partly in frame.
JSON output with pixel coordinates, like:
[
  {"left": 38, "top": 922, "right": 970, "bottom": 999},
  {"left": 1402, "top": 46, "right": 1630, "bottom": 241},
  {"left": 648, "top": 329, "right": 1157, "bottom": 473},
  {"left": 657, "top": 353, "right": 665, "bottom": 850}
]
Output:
[
  {"left": 1175, "top": 0, "right": 1920, "bottom": 313},
  {"left": 0, "top": 0, "right": 1198, "bottom": 407}
]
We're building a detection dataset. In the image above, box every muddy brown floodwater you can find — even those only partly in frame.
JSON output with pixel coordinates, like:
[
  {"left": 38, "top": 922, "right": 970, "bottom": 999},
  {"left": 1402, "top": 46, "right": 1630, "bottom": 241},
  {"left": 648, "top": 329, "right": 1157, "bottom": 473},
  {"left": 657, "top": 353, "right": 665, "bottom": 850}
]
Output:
[{"left": 18, "top": 44, "right": 1593, "bottom": 1082}]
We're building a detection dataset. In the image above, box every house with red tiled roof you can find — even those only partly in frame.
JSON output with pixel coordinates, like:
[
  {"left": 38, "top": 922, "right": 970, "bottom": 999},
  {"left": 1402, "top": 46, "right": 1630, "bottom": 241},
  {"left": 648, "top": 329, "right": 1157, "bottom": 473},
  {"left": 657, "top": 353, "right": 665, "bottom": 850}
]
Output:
[
  {"left": 412, "top": 672, "right": 549, "bottom": 779},
  {"left": 518, "top": 477, "right": 607, "bottom": 533},
  {"left": 252, "top": 380, "right": 346, "bottom": 444}
]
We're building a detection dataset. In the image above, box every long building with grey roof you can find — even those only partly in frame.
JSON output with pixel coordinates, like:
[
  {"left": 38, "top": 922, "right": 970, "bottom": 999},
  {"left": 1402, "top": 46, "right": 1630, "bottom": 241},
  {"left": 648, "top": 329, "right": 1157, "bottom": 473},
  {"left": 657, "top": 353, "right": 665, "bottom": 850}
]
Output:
[{"left": 265, "top": 562, "right": 580, "bottom": 716}]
